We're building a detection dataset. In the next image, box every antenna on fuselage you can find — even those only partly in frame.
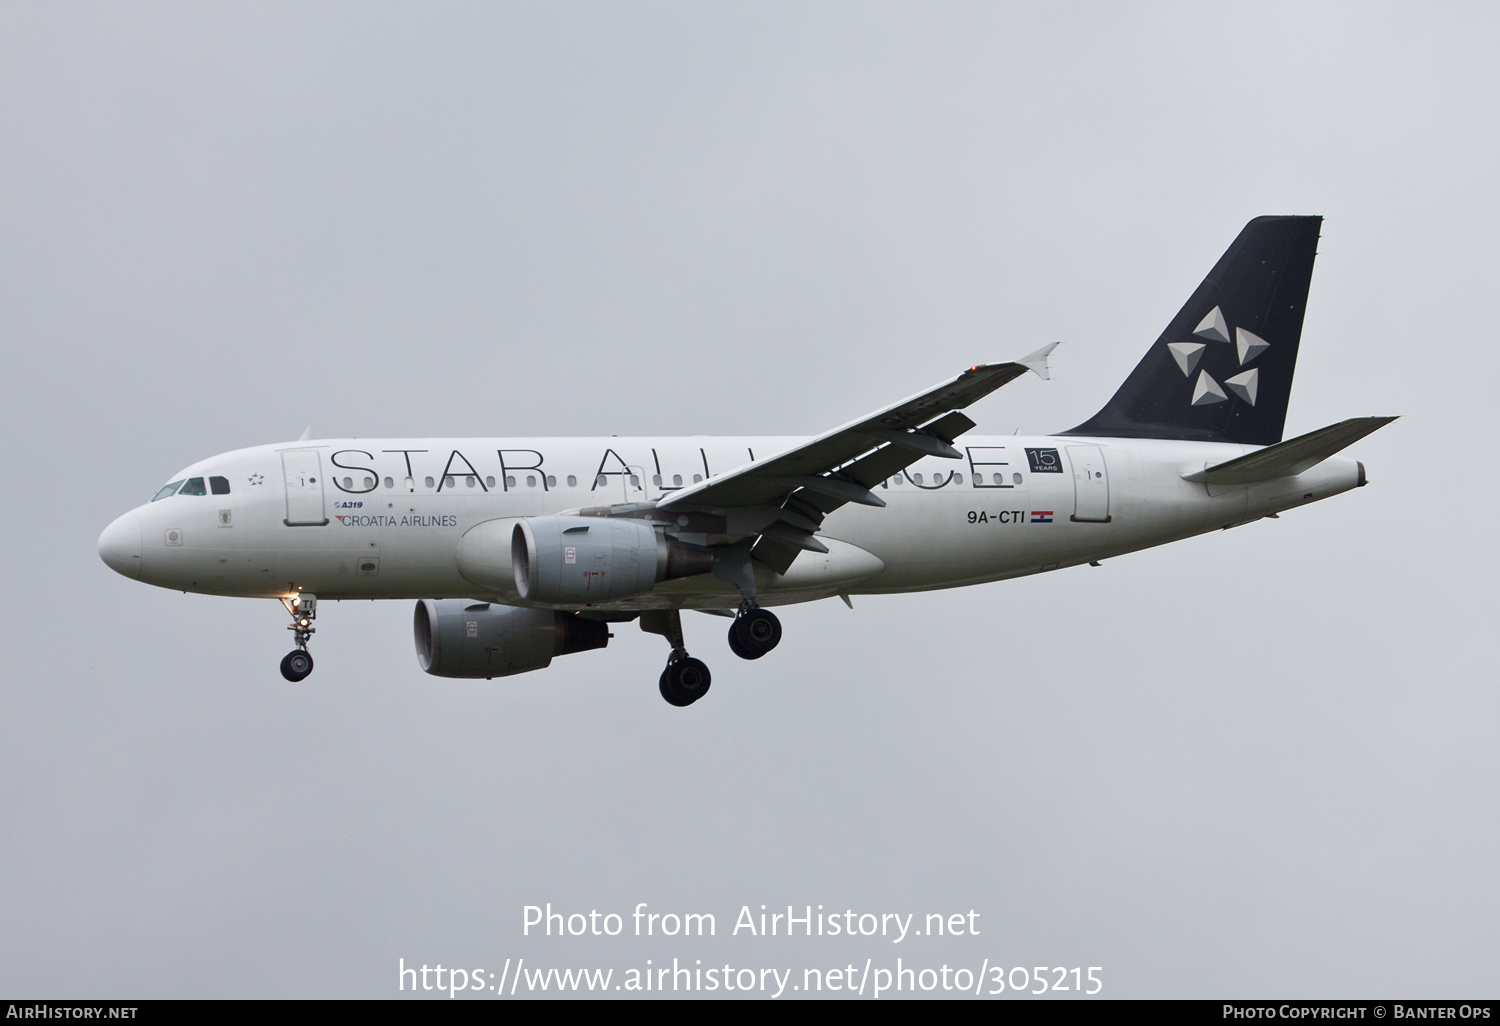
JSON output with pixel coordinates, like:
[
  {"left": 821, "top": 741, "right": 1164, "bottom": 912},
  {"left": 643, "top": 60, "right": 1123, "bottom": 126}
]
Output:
[{"left": 297, "top": 425, "right": 312, "bottom": 441}]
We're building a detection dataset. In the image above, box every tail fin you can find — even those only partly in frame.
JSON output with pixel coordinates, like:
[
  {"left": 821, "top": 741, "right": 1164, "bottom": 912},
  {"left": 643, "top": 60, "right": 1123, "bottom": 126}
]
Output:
[{"left": 1064, "top": 215, "right": 1322, "bottom": 445}]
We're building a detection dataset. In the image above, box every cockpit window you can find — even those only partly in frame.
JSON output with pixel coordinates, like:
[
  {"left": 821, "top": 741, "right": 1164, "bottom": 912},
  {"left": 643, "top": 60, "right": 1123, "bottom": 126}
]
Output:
[
  {"left": 152, "top": 480, "right": 184, "bottom": 501},
  {"left": 178, "top": 477, "right": 207, "bottom": 496},
  {"left": 210, "top": 476, "right": 231, "bottom": 495}
]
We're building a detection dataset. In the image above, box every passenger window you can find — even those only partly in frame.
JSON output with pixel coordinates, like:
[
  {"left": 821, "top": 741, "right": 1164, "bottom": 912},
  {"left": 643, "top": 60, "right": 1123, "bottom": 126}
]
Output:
[
  {"left": 506, "top": 476, "right": 516, "bottom": 488},
  {"left": 567, "top": 476, "right": 578, "bottom": 487},
  {"left": 653, "top": 474, "right": 662, "bottom": 486},
  {"left": 210, "top": 476, "right": 231, "bottom": 495},
  {"left": 179, "top": 477, "right": 207, "bottom": 496},
  {"left": 672, "top": 474, "right": 682, "bottom": 486},
  {"left": 383, "top": 477, "right": 394, "bottom": 489},
  {"left": 485, "top": 476, "right": 495, "bottom": 488},
  {"left": 546, "top": 475, "right": 556, "bottom": 488},
  {"left": 1012, "top": 472, "right": 1022, "bottom": 485},
  {"left": 693, "top": 474, "right": 702, "bottom": 483},
  {"left": 363, "top": 476, "right": 374, "bottom": 489},
  {"left": 953, "top": 473, "right": 963, "bottom": 484},
  {"left": 152, "top": 480, "right": 185, "bottom": 501},
  {"left": 424, "top": 476, "right": 435, "bottom": 488},
  {"left": 526, "top": 475, "right": 536, "bottom": 487},
  {"left": 465, "top": 476, "right": 476, "bottom": 488},
  {"left": 913, "top": 473, "right": 923, "bottom": 485},
  {"left": 443, "top": 476, "right": 455, "bottom": 488}
]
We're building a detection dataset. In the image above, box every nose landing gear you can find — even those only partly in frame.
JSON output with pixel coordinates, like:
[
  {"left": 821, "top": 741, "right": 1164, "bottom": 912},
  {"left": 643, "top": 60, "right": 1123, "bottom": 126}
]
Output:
[
  {"left": 280, "top": 593, "right": 316, "bottom": 682},
  {"left": 727, "top": 605, "right": 782, "bottom": 660}
]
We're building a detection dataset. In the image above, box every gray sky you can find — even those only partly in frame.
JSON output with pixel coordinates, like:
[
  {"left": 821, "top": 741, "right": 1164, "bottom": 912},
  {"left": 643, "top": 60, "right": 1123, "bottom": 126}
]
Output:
[{"left": 1, "top": 1, "right": 1495, "bottom": 999}]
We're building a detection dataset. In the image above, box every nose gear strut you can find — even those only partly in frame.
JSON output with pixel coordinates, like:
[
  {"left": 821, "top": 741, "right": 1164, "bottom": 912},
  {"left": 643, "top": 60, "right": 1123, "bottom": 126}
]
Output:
[{"left": 279, "top": 593, "right": 316, "bottom": 682}]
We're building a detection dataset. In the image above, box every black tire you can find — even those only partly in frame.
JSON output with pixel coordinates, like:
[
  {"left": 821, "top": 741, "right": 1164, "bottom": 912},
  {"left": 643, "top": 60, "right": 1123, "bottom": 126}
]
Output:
[
  {"left": 730, "top": 608, "right": 782, "bottom": 659},
  {"left": 660, "top": 656, "right": 711, "bottom": 706},
  {"left": 659, "top": 670, "right": 692, "bottom": 707},
  {"left": 280, "top": 649, "right": 314, "bottom": 682},
  {"left": 727, "top": 621, "right": 752, "bottom": 660}
]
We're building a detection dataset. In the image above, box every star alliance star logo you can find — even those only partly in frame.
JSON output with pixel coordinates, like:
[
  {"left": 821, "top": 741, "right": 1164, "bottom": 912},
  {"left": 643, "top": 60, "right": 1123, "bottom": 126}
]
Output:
[
  {"left": 1167, "top": 305, "right": 1266, "bottom": 407},
  {"left": 248, "top": 473, "right": 265, "bottom": 486}
]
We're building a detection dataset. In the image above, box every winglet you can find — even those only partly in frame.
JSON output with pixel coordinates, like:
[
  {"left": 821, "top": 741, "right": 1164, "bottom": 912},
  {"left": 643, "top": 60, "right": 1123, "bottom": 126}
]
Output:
[{"left": 1018, "top": 342, "right": 1060, "bottom": 380}]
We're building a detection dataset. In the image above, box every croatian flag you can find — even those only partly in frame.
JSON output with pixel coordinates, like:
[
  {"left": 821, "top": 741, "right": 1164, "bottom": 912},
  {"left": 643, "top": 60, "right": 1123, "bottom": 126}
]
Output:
[{"left": 1030, "top": 510, "right": 1053, "bottom": 523}]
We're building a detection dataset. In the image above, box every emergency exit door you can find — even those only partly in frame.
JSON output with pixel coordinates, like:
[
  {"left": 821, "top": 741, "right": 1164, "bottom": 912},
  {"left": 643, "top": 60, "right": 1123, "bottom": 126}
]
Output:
[{"left": 1067, "top": 445, "right": 1111, "bottom": 523}]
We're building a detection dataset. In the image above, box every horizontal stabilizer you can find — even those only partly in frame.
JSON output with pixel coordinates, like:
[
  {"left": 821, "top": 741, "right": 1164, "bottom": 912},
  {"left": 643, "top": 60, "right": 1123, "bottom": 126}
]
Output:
[{"left": 1183, "top": 417, "right": 1398, "bottom": 485}]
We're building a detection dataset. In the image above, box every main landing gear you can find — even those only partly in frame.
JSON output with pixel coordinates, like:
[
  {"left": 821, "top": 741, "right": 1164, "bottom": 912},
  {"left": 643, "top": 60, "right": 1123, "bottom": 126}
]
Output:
[
  {"left": 280, "top": 593, "right": 316, "bottom": 682},
  {"left": 640, "top": 604, "right": 784, "bottom": 706},
  {"left": 660, "top": 655, "right": 712, "bottom": 708},
  {"left": 710, "top": 542, "right": 782, "bottom": 663},
  {"left": 727, "top": 604, "right": 782, "bottom": 660},
  {"left": 640, "top": 610, "right": 711, "bottom": 707}
]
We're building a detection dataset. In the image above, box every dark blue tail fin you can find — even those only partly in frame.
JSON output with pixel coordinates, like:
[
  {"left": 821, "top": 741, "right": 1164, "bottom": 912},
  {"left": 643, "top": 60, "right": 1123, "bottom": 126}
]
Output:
[{"left": 1063, "top": 215, "right": 1322, "bottom": 446}]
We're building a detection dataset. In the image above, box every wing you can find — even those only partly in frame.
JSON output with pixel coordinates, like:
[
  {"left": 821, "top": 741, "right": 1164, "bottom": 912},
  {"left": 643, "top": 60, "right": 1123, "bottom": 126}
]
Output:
[{"left": 658, "top": 345, "right": 1057, "bottom": 573}]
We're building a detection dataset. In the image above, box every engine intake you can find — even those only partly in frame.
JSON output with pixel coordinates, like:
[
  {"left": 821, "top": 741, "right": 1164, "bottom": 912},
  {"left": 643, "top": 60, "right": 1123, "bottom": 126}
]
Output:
[{"left": 413, "top": 599, "right": 608, "bottom": 679}]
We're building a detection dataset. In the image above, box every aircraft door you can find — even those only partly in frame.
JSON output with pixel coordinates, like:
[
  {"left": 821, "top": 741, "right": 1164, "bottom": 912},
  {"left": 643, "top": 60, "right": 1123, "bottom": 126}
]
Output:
[
  {"left": 1067, "top": 445, "right": 1111, "bottom": 523},
  {"left": 282, "top": 450, "right": 329, "bottom": 526}
]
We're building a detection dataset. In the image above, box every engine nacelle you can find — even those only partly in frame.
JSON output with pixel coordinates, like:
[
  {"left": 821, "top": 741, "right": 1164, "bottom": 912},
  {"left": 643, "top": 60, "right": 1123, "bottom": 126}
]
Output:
[
  {"left": 511, "top": 515, "right": 667, "bottom": 604},
  {"left": 413, "top": 599, "right": 609, "bottom": 679}
]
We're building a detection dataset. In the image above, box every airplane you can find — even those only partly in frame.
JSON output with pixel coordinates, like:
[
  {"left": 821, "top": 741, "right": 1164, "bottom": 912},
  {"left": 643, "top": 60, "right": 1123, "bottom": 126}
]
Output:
[{"left": 98, "top": 215, "right": 1394, "bottom": 706}]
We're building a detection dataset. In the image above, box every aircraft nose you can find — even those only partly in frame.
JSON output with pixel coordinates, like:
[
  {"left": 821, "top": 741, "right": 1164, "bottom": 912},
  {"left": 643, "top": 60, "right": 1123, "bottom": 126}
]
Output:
[{"left": 98, "top": 512, "right": 143, "bottom": 579}]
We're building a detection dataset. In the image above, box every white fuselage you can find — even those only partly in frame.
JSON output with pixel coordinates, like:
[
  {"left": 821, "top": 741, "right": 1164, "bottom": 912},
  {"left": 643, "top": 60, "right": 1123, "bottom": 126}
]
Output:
[{"left": 98, "top": 435, "right": 1364, "bottom": 609}]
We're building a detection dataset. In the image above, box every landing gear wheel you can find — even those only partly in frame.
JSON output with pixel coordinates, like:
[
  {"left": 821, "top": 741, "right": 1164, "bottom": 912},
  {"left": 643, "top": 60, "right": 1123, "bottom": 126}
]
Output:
[
  {"left": 728, "top": 608, "right": 782, "bottom": 660},
  {"left": 659, "top": 670, "right": 690, "bottom": 707},
  {"left": 280, "top": 649, "right": 314, "bottom": 682},
  {"left": 659, "top": 656, "right": 711, "bottom": 706}
]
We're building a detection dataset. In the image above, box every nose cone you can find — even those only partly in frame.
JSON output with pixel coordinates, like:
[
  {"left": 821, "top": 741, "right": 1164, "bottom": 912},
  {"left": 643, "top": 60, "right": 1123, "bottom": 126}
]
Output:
[{"left": 98, "top": 512, "right": 143, "bottom": 579}]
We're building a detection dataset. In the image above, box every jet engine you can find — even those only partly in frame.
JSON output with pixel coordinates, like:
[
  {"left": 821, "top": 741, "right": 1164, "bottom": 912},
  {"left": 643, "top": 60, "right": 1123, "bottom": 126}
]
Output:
[
  {"left": 510, "top": 515, "right": 713, "bottom": 604},
  {"left": 413, "top": 598, "right": 609, "bottom": 679}
]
